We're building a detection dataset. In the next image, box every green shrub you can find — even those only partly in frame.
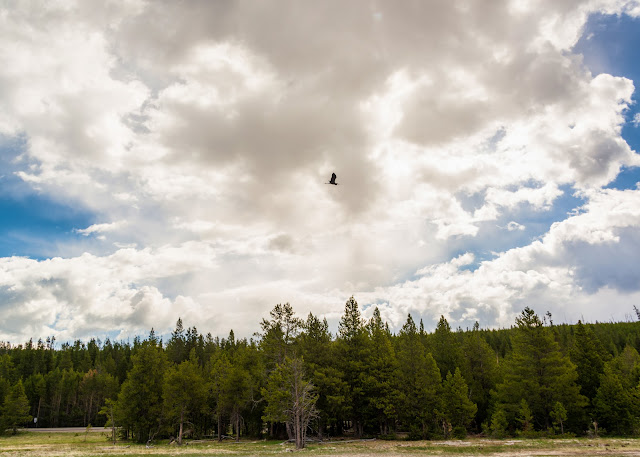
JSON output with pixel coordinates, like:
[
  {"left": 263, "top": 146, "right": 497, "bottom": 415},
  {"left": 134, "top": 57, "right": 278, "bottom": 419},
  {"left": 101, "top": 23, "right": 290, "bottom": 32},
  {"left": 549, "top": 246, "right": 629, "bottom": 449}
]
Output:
[{"left": 452, "top": 426, "right": 467, "bottom": 439}]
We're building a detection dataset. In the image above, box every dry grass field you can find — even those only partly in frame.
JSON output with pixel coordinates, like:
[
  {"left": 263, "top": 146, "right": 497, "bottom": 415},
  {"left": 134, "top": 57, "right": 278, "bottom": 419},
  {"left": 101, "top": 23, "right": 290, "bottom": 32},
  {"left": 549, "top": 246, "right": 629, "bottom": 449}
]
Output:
[{"left": 1, "top": 432, "right": 640, "bottom": 457}]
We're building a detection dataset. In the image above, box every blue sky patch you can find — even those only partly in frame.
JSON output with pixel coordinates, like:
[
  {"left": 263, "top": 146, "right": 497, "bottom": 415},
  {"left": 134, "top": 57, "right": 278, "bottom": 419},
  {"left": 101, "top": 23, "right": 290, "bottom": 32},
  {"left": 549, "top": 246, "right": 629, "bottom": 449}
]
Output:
[
  {"left": 0, "top": 136, "right": 95, "bottom": 259},
  {"left": 575, "top": 13, "right": 640, "bottom": 189},
  {"left": 0, "top": 193, "right": 95, "bottom": 259}
]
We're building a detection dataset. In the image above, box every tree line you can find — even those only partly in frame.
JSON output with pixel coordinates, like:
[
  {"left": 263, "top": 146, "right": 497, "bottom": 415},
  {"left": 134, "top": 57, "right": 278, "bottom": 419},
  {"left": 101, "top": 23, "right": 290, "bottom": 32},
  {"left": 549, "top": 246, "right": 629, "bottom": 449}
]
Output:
[{"left": 2, "top": 298, "right": 640, "bottom": 445}]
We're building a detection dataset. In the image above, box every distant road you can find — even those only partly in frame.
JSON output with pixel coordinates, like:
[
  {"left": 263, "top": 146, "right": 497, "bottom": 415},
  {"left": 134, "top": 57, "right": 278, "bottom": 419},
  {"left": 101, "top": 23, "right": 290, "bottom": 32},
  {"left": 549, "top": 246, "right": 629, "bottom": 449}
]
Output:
[{"left": 20, "top": 427, "right": 108, "bottom": 433}]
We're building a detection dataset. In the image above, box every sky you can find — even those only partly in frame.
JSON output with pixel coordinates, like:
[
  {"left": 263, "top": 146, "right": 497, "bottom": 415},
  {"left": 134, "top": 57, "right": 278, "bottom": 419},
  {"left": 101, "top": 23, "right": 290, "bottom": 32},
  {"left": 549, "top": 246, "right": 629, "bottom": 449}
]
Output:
[{"left": 1, "top": 0, "right": 640, "bottom": 344}]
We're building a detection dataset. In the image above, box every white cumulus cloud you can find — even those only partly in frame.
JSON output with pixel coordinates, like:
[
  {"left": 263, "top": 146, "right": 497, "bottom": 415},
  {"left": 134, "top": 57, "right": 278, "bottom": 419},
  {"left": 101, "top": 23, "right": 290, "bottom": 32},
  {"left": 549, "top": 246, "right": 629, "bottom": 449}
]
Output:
[{"left": 0, "top": 0, "right": 639, "bottom": 342}]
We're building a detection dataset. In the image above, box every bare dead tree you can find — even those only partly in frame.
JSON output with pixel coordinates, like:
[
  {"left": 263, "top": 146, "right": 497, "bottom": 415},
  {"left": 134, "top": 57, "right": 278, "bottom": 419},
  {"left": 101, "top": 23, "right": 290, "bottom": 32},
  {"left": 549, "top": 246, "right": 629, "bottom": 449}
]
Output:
[{"left": 263, "top": 357, "right": 319, "bottom": 449}]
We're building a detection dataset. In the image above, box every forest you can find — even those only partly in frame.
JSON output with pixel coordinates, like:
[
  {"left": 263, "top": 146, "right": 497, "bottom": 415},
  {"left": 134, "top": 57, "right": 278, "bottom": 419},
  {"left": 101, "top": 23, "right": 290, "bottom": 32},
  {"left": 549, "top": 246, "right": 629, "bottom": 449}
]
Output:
[{"left": 2, "top": 297, "right": 640, "bottom": 447}]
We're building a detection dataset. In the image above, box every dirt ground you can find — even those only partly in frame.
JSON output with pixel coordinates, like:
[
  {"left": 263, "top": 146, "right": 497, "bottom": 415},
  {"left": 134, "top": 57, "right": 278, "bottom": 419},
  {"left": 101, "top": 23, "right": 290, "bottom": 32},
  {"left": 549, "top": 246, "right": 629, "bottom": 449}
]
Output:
[
  {"left": 311, "top": 438, "right": 640, "bottom": 456},
  {"left": 2, "top": 434, "right": 640, "bottom": 457}
]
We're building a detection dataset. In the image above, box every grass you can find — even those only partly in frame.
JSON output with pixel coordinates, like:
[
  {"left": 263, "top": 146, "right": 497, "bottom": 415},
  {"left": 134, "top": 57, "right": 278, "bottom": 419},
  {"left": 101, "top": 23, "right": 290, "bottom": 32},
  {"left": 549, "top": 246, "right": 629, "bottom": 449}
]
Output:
[{"left": 1, "top": 432, "right": 640, "bottom": 457}]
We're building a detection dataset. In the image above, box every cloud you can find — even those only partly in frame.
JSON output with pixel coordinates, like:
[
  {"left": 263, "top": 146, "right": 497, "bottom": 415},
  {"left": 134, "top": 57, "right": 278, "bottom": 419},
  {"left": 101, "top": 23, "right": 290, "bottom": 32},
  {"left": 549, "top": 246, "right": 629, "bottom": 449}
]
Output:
[
  {"left": 75, "top": 221, "right": 127, "bottom": 237},
  {"left": 363, "top": 187, "right": 640, "bottom": 330},
  {"left": 507, "top": 221, "right": 526, "bottom": 231},
  {"left": 0, "top": 0, "right": 639, "bottom": 341},
  {"left": 0, "top": 242, "right": 217, "bottom": 342}
]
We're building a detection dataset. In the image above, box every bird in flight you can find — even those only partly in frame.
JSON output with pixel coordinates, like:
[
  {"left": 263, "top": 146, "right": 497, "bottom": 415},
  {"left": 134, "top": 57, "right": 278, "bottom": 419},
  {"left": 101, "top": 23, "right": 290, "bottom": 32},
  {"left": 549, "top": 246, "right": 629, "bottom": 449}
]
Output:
[{"left": 327, "top": 172, "right": 338, "bottom": 185}]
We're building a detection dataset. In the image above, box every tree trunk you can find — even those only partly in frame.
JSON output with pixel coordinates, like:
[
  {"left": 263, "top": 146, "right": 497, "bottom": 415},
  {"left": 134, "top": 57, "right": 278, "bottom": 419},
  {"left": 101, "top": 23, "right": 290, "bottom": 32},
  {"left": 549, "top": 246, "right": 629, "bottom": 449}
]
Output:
[
  {"left": 87, "top": 393, "right": 93, "bottom": 426},
  {"left": 110, "top": 407, "right": 116, "bottom": 445},
  {"left": 354, "top": 420, "right": 363, "bottom": 438},
  {"left": 295, "top": 410, "right": 304, "bottom": 449},
  {"left": 178, "top": 409, "right": 184, "bottom": 445},
  {"left": 36, "top": 397, "right": 42, "bottom": 427},
  {"left": 217, "top": 412, "right": 223, "bottom": 442},
  {"left": 235, "top": 410, "right": 240, "bottom": 442}
]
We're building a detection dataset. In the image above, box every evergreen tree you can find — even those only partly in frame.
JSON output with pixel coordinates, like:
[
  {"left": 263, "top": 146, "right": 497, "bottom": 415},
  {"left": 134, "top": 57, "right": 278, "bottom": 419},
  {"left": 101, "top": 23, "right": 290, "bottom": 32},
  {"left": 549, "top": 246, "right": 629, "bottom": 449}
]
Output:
[
  {"left": 593, "top": 347, "right": 640, "bottom": 435},
  {"left": 606, "top": 344, "right": 640, "bottom": 388},
  {"left": 493, "top": 308, "right": 586, "bottom": 431},
  {"left": 489, "top": 406, "right": 508, "bottom": 437},
  {"left": 209, "top": 352, "right": 233, "bottom": 441},
  {"left": 364, "top": 308, "right": 400, "bottom": 435},
  {"left": 0, "top": 377, "right": 8, "bottom": 421},
  {"left": 163, "top": 355, "right": 207, "bottom": 444},
  {"left": 259, "top": 303, "right": 302, "bottom": 368},
  {"left": 298, "top": 313, "right": 347, "bottom": 437},
  {"left": 549, "top": 401, "right": 567, "bottom": 434},
  {"left": 45, "top": 367, "right": 63, "bottom": 426},
  {"left": 570, "top": 321, "right": 608, "bottom": 405},
  {"left": 439, "top": 368, "right": 477, "bottom": 437},
  {"left": 116, "top": 340, "right": 167, "bottom": 443},
  {"left": 166, "top": 318, "right": 187, "bottom": 364},
  {"left": 0, "top": 354, "right": 15, "bottom": 425},
  {"left": 23, "top": 373, "right": 46, "bottom": 426},
  {"left": 98, "top": 398, "right": 118, "bottom": 445},
  {"left": 594, "top": 365, "right": 639, "bottom": 435},
  {"left": 1, "top": 380, "right": 31, "bottom": 434},
  {"left": 516, "top": 399, "right": 534, "bottom": 433},
  {"left": 462, "top": 322, "right": 499, "bottom": 429},
  {"left": 226, "top": 348, "right": 253, "bottom": 441},
  {"left": 59, "top": 369, "right": 84, "bottom": 425},
  {"left": 78, "top": 369, "right": 118, "bottom": 427},
  {"left": 336, "top": 296, "right": 369, "bottom": 437},
  {"left": 396, "top": 314, "right": 441, "bottom": 438},
  {"left": 432, "top": 316, "right": 464, "bottom": 380},
  {"left": 0, "top": 354, "right": 16, "bottom": 384},
  {"left": 210, "top": 338, "right": 263, "bottom": 440},
  {"left": 262, "top": 357, "right": 318, "bottom": 449}
]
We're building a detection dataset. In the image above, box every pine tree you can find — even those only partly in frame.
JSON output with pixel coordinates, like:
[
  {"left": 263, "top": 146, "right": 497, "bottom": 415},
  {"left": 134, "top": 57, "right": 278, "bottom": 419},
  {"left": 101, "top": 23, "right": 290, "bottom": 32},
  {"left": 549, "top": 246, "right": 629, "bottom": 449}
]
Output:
[
  {"left": 0, "top": 354, "right": 16, "bottom": 384},
  {"left": 606, "top": 345, "right": 640, "bottom": 389},
  {"left": 298, "top": 313, "right": 347, "bottom": 438},
  {"left": 594, "top": 365, "right": 638, "bottom": 435},
  {"left": 0, "top": 377, "right": 8, "bottom": 422},
  {"left": 259, "top": 303, "right": 302, "bottom": 368},
  {"left": 227, "top": 349, "right": 252, "bottom": 441},
  {"left": 1, "top": 380, "right": 31, "bottom": 434},
  {"left": 494, "top": 308, "right": 586, "bottom": 431},
  {"left": 516, "top": 399, "right": 533, "bottom": 433},
  {"left": 336, "top": 296, "right": 369, "bottom": 437},
  {"left": 489, "top": 406, "right": 508, "bottom": 437},
  {"left": 570, "top": 321, "right": 608, "bottom": 405},
  {"left": 166, "top": 318, "right": 187, "bottom": 364},
  {"left": 262, "top": 357, "right": 318, "bottom": 449},
  {"left": 432, "top": 316, "right": 464, "bottom": 380},
  {"left": 364, "top": 308, "right": 400, "bottom": 435},
  {"left": 593, "top": 348, "right": 640, "bottom": 435},
  {"left": 439, "top": 368, "right": 477, "bottom": 437},
  {"left": 163, "top": 356, "right": 207, "bottom": 444},
  {"left": 462, "top": 322, "right": 499, "bottom": 429},
  {"left": 98, "top": 398, "right": 118, "bottom": 445},
  {"left": 78, "top": 369, "right": 118, "bottom": 427},
  {"left": 210, "top": 339, "right": 262, "bottom": 441},
  {"left": 210, "top": 352, "right": 233, "bottom": 441},
  {"left": 23, "top": 373, "right": 46, "bottom": 427},
  {"left": 396, "top": 314, "right": 441, "bottom": 438},
  {"left": 116, "top": 340, "right": 167, "bottom": 443},
  {"left": 549, "top": 401, "right": 567, "bottom": 434}
]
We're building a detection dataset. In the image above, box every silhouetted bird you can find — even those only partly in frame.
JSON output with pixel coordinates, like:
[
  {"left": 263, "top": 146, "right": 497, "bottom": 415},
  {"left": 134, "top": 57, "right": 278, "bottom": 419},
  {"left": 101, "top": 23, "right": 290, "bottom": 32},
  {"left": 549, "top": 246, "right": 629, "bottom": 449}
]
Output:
[{"left": 328, "top": 173, "right": 338, "bottom": 185}]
